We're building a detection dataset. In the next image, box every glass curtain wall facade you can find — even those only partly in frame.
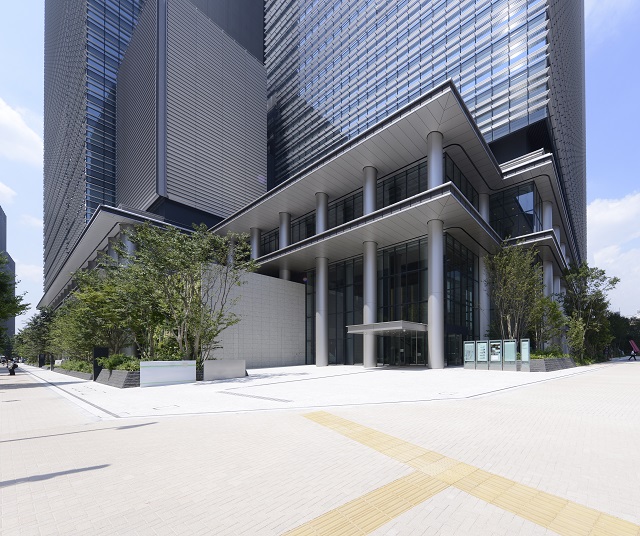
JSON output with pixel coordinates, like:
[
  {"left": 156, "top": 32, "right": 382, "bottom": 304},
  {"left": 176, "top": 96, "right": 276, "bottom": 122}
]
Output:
[
  {"left": 86, "top": 0, "right": 145, "bottom": 220},
  {"left": 305, "top": 235, "right": 477, "bottom": 367},
  {"left": 265, "top": 0, "right": 550, "bottom": 186},
  {"left": 44, "top": 0, "right": 144, "bottom": 288},
  {"left": 489, "top": 182, "right": 542, "bottom": 240}
]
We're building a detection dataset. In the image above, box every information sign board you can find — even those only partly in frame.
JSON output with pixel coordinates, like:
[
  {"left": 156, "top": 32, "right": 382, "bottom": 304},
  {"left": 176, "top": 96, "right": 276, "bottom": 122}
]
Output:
[
  {"left": 464, "top": 341, "right": 476, "bottom": 362},
  {"left": 520, "top": 339, "right": 530, "bottom": 362},
  {"left": 503, "top": 340, "right": 517, "bottom": 362},
  {"left": 489, "top": 340, "right": 502, "bottom": 362},
  {"left": 476, "top": 341, "right": 488, "bottom": 362}
]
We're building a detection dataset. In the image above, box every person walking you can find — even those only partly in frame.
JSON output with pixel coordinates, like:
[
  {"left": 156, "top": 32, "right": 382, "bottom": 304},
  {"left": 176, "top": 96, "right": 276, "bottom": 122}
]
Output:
[
  {"left": 629, "top": 349, "right": 637, "bottom": 361},
  {"left": 7, "top": 359, "right": 18, "bottom": 375}
]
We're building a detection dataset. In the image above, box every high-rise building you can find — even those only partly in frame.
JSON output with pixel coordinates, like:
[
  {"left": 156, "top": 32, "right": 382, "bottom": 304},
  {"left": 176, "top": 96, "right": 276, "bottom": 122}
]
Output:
[
  {"left": 265, "top": 0, "right": 585, "bottom": 261},
  {"left": 0, "top": 206, "right": 16, "bottom": 340},
  {"left": 42, "top": 0, "right": 265, "bottom": 308},
  {"left": 211, "top": 0, "right": 585, "bottom": 368},
  {"left": 42, "top": 0, "right": 585, "bottom": 369},
  {"left": 44, "top": 0, "right": 146, "bottom": 292}
]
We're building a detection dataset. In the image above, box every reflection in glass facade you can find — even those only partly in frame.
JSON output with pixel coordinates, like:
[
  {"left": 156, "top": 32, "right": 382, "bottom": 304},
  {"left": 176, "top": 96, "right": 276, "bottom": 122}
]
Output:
[
  {"left": 490, "top": 182, "right": 542, "bottom": 240},
  {"left": 86, "top": 0, "right": 145, "bottom": 221},
  {"left": 265, "top": 0, "right": 550, "bottom": 186},
  {"left": 44, "top": 0, "right": 145, "bottom": 289},
  {"left": 305, "top": 234, "right": 477, "bottom": 366}
]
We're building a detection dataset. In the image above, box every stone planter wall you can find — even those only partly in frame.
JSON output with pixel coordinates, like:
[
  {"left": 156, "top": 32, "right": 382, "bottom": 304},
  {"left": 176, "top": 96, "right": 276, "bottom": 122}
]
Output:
[
  {"left": 140, "top": 360, "right": 196, "bottom": 387},
  {"left": 95, "top": 369, "right": 140, "bottom": 388},
  {"left": 52, "top": 368, "right": 93, "bottom": 381},
  {"left": 529, "top": 357, "right": 576, "bottom": 372}
]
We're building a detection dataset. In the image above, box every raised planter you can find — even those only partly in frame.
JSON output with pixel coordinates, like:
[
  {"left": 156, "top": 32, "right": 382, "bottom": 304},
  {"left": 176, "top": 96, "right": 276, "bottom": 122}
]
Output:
[
  {"left": 529, "top": 357, "right": 576, "bottom": 372},
  {"left": 95, "top": 369, "right": 140, "bottom": 388},
  {"left": 203, "top": 359, "right": 247, "bottom": 381},
  {"left": 140, "top": 360, "right": 196, "bottom": 387},
  {"left": 52, "top": 367, "right": 93, "bottom": 381}
]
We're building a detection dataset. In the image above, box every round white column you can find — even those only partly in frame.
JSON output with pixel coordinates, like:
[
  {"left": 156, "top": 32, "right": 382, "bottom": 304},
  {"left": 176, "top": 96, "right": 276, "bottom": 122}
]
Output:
[
  {"left": 478, "top": 192, "right": 491, "bottom": 340},
  {"left": 363, "top": 241, "right": 378, "bottom": 368},
  {"left": 250, "top": 227, "right": 261, "bottom": 260},
  {"left": 553, "top": 225, "right": 561, "bottom": 244},
  {"left": 428, "top": 219, "right": 445, "bottom": 369},
  {"left": 279, "top": 212, "right": 291, "bottom": 280},
  {"left": 479, "top": 193, "right": 490, "bottom": 223},
  {"left": 478, "top": 255, "right": 490, "bottom": 339},
  {"left": 543, "top": 201, "right": 553, "bottom": 231},
  {"left": 363, "top": 166, "right": 378, "bottom": 215},
  {"left": 315, "top": 257, "right": 329, "bottom": 367},
  {"left": 544, "top": 260, "right": 554, "bottom": 297},
  {"left": 315, "top": 192, "right": 328, "bottom": 234},
  {"left": 427, "top": 131, "right": 444, "bottom": 190},
  {"left": 553, "top": 274, "right": 561, "bottom": 298}
]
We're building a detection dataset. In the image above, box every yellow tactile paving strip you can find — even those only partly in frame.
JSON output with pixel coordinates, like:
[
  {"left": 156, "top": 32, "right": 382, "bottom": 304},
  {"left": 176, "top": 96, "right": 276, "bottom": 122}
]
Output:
[{"left": 285, "top": 411, "right": 640, "bottom": 536}]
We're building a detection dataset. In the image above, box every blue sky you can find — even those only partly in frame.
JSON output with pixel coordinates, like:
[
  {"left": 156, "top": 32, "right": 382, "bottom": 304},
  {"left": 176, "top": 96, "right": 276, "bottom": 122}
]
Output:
[{"left": 1, "top": 1, "right": 639, "bottom": 330}]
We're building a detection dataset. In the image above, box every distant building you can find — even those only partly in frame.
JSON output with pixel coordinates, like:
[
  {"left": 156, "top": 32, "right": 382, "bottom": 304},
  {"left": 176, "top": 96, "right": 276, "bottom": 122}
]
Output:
[{"left": 0, "top": 206, "right": 16, "bottom": 340}]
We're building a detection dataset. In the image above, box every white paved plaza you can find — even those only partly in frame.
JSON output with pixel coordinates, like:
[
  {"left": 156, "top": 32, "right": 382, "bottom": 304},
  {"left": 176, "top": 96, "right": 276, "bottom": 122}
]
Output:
[{"left": 1, "top": 360, "right": 639, "bottom": 535}]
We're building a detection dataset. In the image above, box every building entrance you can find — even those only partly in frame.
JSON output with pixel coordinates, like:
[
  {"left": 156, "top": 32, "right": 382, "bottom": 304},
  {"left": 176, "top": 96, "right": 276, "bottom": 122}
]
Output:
[{"left": 380, "top": 332, "right": 427, "bottom": 366}]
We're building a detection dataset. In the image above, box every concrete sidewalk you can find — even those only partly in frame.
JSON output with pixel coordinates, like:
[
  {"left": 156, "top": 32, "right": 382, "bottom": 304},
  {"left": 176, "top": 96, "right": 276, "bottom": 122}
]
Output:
[
  {"left": 17, "top": 361, "right": 612, "bottom": 419},
  {"left": 1, "top": 360, "right": 639, "bottom": 535}
]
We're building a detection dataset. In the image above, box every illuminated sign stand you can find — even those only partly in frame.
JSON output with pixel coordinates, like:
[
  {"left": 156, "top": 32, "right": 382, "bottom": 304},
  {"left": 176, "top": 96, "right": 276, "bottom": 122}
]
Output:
[
  {"left": 476, "top": 340, "right": 489, "bottom": 369},
  {"left": 503, "top": 339, "right": 517, "bottom": 371},
  {"left": 489, "top": 340, "right": 503, "bottom": 370},
  {"left": 520, "top": 339, "right": 530, "bottom": 372},
  {"left": 464, "top": 341, "right": 476, "bottom": 369}
]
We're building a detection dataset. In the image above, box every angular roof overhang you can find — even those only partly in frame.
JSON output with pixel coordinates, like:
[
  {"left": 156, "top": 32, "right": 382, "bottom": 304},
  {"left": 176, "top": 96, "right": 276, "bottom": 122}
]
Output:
[
  {"left": 505, "top": 229, "right": 567, "bottom": 274},
  {"left": 212, "top": 80, "right": 503, "bottom": 237},
  {"left": 38, "top": 206, "right": 190, "bottom": 309},
  {"left": 255, "top": 183, "right": 501, "bottom": 274},
  {"left": 500, "top": 150, "right": 579, "bottom": 265},
  {"left": 347, "top": 321, "right": 428, "bottom": 335}
]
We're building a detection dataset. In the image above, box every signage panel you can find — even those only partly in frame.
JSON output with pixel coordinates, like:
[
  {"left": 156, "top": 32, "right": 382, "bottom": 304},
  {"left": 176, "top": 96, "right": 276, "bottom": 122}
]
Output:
[
  {"left": 464, "top": 341, "right": 476, "bottom": 362},
  {"left": 520, "top": 339, "right": 530, "bottom": 362},
  {"left": 476, "top": 341, "right": 488, "bottom": 362},
  {"left": 489, "top": 340, "right": 502, "bottom": 362},
  {"left": 503, "top": 340, "right": 517, "bottom": 362}
]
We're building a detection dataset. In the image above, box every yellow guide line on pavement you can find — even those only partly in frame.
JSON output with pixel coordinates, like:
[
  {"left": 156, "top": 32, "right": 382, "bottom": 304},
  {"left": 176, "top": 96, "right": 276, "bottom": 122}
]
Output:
[{"left": 284, "top": 411, "right": 640, "bottom": 536}]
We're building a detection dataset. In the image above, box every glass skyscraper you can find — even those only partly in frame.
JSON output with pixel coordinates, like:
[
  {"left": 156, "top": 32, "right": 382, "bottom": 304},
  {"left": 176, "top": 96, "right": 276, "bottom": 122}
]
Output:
[
  {"left": 265, "top": 0, "right": 585, "bottom": 259},
  {"left": 44, "top": 0, "right": 145, "bottom": 289}
]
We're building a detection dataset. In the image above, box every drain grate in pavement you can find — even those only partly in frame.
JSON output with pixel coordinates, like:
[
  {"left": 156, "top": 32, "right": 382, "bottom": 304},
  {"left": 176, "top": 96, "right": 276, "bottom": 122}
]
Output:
[{"left": 219, "top": 391, "right": 292, "bottom": 403}]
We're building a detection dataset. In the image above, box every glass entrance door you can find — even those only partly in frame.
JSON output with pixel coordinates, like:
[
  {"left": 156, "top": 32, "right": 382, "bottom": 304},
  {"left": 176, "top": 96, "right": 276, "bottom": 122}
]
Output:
[{"left": 381, "top": 332, "right": 427, "bottom": 365}]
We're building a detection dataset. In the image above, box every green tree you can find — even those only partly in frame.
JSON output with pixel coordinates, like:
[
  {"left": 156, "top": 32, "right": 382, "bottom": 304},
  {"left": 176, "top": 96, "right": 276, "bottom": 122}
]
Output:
[
  {"left": 0, "top": 253, "right": 29, "bottom": 336},
  {"left": 567, "top": 313, "right": 586, "bottom": 363},
  {"left": 529, "top": 295, "right": 566, "bottom": 351},
  {"left": 72, "top": 266, "right": 132, "bottom": 354},
  {"left": 118, "top": 223, "right": 257, "bottom": 368},
  {"left": 485, "top": 241, "right": 544, "bottom": 342},
  {"left": 561, "top": 263, "right": 618, "bottom": 361},
  {"left": 14, "top": 308, "right": 55, "bottom": 362}
]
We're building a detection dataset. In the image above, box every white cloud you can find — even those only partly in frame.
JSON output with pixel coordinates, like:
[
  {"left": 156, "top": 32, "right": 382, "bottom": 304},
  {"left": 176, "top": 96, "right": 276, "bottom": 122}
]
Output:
[
  {"left": 0, "top": 181, "right": 17, "bottom": 204},
  {"left": 20, "top": 214, "right": 43, "bottom": 229},
  {"left": 587, "top": 192, "right": 640, "bottom": 318},
  {"left": 15, "top": 261, "right": 43, "bottom": 285},
  {"left": 585, "top": 0, "right": 639, "bottom": 46},
  {"left": 0, "top": 97, "right": 43, "bottom": 168}
]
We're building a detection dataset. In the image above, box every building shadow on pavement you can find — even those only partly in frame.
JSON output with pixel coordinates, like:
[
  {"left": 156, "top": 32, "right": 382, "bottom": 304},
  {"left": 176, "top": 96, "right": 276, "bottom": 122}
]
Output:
[
  {"left": 0, "top": 422, "right": 157, "bottom": 444},
  {"left": 0, "top": 465, "right": 110, "bottom": 488}
]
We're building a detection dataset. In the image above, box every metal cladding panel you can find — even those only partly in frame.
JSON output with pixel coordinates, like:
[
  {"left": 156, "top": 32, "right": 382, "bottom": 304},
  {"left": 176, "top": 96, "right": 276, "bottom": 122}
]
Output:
[
  {"left": 117, "top": 0, "right": 158, "bottom": 211},
  {"left": 43, "top": 0, "right": 87, "bottom": 289},
  {"left": 547, "top": 0, "right": 587, "bottom": 260},
  {"left": 165, "top": 0, "right": 267, "bottom": 219}
]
